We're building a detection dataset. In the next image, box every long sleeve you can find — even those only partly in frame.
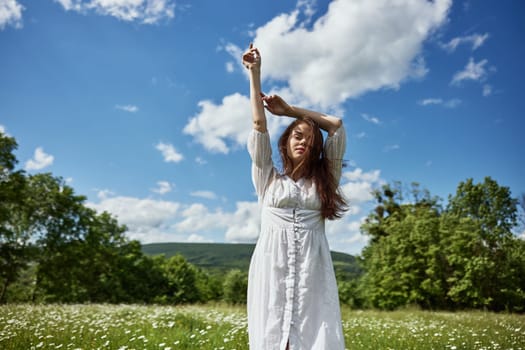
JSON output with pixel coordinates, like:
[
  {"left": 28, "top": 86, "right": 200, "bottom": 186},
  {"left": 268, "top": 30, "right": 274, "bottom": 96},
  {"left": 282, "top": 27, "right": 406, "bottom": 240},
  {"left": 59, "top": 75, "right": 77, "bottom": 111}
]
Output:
[
  {"left": 324, "top": 124, "right": 346, "bottom": 185},
  {"left": 247, "top": 129, "right": 275, "bottom": 199}
]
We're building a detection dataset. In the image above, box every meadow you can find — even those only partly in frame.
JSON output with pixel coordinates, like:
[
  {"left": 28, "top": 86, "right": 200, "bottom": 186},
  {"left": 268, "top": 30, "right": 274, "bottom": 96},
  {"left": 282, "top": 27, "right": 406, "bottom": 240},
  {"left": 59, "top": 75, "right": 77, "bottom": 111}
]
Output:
[{"left": 0, "top": 304, "right": 523, "bottom": 350}]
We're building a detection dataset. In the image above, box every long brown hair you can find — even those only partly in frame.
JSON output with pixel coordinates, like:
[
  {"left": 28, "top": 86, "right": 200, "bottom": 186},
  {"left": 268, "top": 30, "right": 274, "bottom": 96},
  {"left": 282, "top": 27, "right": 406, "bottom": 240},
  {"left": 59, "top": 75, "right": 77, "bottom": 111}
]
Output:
[{"left": 278, "top": 118, "right": 348, "bottom": 220}]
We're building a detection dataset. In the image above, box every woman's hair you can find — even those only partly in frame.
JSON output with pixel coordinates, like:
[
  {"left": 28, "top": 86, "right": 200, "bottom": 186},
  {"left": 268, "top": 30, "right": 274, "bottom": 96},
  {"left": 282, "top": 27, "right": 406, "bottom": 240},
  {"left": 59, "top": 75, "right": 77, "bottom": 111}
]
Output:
[{"left": 278, "top": 118, "right": 348, "bottom": 220}]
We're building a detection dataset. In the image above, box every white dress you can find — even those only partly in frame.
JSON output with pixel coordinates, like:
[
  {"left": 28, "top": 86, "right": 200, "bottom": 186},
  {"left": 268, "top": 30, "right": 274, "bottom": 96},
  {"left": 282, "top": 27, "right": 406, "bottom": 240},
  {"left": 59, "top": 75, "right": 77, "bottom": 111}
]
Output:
[{"left": 247, "top": 125, "right": 346, "bottom": 350}]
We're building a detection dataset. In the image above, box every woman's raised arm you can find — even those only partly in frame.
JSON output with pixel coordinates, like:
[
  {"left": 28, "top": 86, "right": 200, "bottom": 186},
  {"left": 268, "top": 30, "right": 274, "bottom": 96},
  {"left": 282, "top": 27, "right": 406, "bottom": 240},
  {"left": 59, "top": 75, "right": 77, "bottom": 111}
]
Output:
[
  {"left": 242, "top": 44, "right": 267, "bottom": 133},
  {"left": 261, "top": 94, "right": 342, "bottom": 136}
]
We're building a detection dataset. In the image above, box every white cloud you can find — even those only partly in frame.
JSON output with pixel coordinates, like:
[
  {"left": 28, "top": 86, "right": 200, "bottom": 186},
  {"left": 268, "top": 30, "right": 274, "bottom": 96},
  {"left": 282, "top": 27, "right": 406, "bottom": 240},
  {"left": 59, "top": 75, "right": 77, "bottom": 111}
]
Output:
[
  {"left": 419, "top": 98, "right": 443, "bottom": 106},
  {"left": 115, "top": 104, "right": 139, "bottom": 113},
  {"left": 0, "top": 124, "right": 8, "bottom": 135},
  {"left": 152, "top": 181, "right": 172, "bottom": 195},
  {"left": 0, "top": 0, "right": 24, "bottom": 30},
  {"left": 183, "top": 93, "right": 252, "bottom": 154},
  {"left": 173, "top": 201, "right": 261, "bottom": 243},
  {"left": 156, "top": 142, "right": 183, "bottom": 163},
  {"left": 443, "top": 99, "right": 462, "bottom": 108},
  {"left": 224, "top": 201, "right": 261, "bottom": 242},
  {"left": 24, "top": 147, "right": 54, "bottom": 171},
  {"left": 451, "top": 57, "right": 488, "bottom": 85},
  {"left": 54, "top": 0, "right": 175, "bottom": 24},
  {"left": 96, "top": 189, "right": 116, "bottom": 199},
  {"left": 296, "top": 0, "right": 316, "bottom": 21},
  {"left": 418, "top": 98, "right": 461, "bottom": 108},
  {"left": 225, "top": 61, "right": 235, "bottom": 73},
  {"left": 186, "top": 234, "right": 212, "bottom": 243},
  {"left": 88, "top": 195, "right": 180, "bottom": 231},
  {"left": 335, "top": 217, "right": 369, "bottom": 247},
  {"left": 194, "top": 157, "right": 207, "bottom": 165},
  {"left": 441, "top": 33, "right": 489, "bottom": 52},
  {"left": 324, "top": 168, "right": 385, "bottom": 254},
  {"left": 326, "top": 212, "right": 371, "bottom": 255},
  {"left": 326, "top": 168, "right": 384, "bottom": 255},
  {"left": 340, "top": 168, "right": 382, "bottom": 208},
  {"left": 87, "top": 191, "right": 259, "bottom": 244},
  {"left": 87, "top": 194, "right": 212, "bottom": 243},
  {"left": 343, "top": 168, "right": 381, "bottom": 183},
  {"left": 482, "top": 84, "right": 493, "bottom": 97},
  {"left": 344, "top": 232, "right": 369, "bottom": 245},
  {"left": 190, "top": 190, "right": 217, "bottom": 200},
  {"left": 229, "top": 0, "right": 451, "bottom": 109},
  {"left": 175, "top": 203, "right": 214, "bottom": 232},
  {"left": 220, "top": 42, "right": 244, "bottom": 71},
  {"left": 361, "top": 113, "right": 381, "bottom": 125},
  {"left": 383, "top": 144, "right": 400, "bottom": 153}
]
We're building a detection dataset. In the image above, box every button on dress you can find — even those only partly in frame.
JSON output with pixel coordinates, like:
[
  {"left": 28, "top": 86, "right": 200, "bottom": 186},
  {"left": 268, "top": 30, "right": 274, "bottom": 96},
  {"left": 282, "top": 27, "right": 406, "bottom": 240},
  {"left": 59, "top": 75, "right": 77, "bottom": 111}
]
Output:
[{"left": 247, "top": 125, "right": 346, "bottom": 350}]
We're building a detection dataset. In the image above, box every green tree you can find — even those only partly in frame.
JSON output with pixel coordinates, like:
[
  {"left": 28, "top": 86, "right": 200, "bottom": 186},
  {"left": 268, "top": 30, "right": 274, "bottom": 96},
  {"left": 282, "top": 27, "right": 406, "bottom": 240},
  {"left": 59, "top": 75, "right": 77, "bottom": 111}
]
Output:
[
  {"left": 161, "top": 254, "right": 201, "bottom": 304},
  {"left": 222, "top": 269, "right": 248, "bottom": 304},
  {"left": 1, "top": 132, "right": 169, "bottom": 304},
  {"left": 443, "top": 177, "right": 523, "bottom": 311},
  {"left": 27, "top": 174, "right": 90, "bottom": 302},
  {"left": 34, "top": 203, "right": 164, "bottom": 303},
  {"left": 116, "top": 242, "right": 168, "bottom": 303},
  {"left": 195, "top": 268, "right": 223, "bottom": 302},
  {"left": 447, "top": 177, "right": 517, "bottom": 245},
  {"left": 0, "top": 132, "right": 31, "bottom": 303},
  {"left": 361, "top": 183, "right": 445, "bottom": 310},
  {"left": 360, "top": 178, "right": 524, "bottom": 311}
]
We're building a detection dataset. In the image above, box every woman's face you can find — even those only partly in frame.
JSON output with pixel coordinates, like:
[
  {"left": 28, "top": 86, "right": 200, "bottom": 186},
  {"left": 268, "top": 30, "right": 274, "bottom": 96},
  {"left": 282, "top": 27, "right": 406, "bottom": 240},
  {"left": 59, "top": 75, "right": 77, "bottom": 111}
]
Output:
[{"left": 287, "top": 122, "right": 312, "bottom": 167}]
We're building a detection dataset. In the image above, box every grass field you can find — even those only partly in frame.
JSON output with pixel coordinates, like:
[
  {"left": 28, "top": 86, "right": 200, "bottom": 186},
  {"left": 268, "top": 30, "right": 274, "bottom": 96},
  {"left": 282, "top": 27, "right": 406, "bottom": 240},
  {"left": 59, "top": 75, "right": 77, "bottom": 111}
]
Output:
[{"left": 0, "top": 304, "right": 523, "bottom": 350}]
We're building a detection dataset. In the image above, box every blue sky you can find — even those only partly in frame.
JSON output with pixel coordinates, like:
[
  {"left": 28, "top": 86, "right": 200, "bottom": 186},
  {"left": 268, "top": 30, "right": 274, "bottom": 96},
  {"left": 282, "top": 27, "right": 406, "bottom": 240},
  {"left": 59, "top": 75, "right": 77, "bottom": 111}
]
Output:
[{"left": 1, "top": 0, "right": 524, "bottom": 255}]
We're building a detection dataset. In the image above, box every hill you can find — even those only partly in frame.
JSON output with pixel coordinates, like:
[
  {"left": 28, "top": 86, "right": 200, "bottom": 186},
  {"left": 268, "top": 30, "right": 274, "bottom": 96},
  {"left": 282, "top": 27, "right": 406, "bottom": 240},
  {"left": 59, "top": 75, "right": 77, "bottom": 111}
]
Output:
[{"left": 141, "top": 242, "right": 362, "bottom": 278}]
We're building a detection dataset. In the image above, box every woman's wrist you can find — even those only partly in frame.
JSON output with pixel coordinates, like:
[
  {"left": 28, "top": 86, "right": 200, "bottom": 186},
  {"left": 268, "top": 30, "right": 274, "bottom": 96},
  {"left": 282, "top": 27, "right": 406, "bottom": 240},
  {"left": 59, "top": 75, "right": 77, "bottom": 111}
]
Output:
[
  {"left": 289, "top": 106, "right": 302, "bottom": 119},
  {"left": 248, "top": 66, "right": 261, "bottom": 75}
]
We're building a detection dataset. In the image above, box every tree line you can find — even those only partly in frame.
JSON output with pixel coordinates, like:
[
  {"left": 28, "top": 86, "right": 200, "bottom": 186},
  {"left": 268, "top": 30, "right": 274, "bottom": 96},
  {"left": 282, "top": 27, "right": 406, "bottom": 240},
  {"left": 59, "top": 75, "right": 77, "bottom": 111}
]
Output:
[
  {"left": 0, "top": 131, "right": 246, "bottom": 304},
  {"left": 347, "top": 180, "right": 525, "bottom": 312},
  {"left": 1, "top": 131, "right": 524, "bottom": 310}
]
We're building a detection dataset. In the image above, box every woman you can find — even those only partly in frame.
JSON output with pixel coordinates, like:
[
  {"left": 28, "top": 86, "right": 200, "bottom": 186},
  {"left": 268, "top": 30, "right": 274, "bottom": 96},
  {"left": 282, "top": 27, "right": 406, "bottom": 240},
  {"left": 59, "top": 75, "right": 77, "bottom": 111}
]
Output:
[{"left": 243, "top": 44, "right": 348, "bottom": 350}]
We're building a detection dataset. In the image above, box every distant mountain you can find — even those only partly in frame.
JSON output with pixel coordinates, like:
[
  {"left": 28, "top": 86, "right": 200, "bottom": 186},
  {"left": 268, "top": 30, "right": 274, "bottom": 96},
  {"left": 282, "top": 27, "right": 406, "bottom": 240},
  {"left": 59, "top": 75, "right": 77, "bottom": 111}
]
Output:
[{"left": 141, "top": 242, "right": 362, "bottom": 278}]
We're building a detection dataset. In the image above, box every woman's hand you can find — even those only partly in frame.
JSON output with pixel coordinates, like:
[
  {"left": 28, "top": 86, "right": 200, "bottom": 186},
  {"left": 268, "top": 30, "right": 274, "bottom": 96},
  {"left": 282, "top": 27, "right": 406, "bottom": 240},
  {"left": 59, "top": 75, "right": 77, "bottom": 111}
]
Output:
[
  {"left": 261, "top": 93, "right": 294, "bottom": 117},
  {"left": 242, "top": 43, "right": 261, "bottom": 71}
]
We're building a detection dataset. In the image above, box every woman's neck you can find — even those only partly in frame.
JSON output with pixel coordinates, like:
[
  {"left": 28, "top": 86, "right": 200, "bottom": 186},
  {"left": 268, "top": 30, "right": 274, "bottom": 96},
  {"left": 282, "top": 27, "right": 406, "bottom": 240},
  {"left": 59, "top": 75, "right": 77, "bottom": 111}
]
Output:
[{"left": 287, "top": 165, "right": 307, "bottom": 182}]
